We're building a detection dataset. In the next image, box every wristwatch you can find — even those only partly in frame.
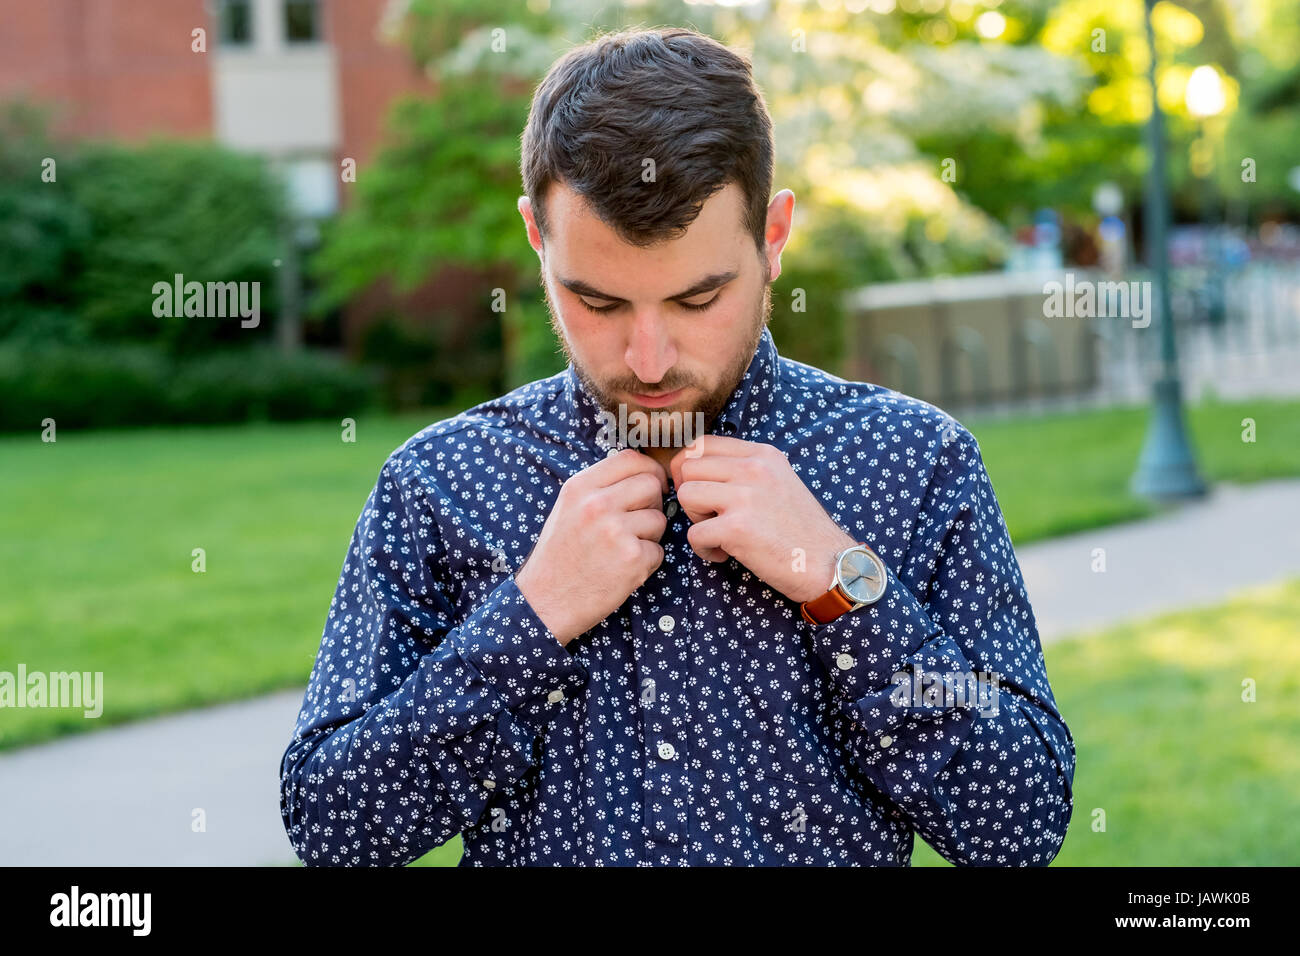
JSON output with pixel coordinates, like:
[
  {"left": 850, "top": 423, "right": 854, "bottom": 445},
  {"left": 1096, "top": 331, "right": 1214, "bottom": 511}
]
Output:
[{"left": 799, "top": 542, "right": 888, "bottom": 626}]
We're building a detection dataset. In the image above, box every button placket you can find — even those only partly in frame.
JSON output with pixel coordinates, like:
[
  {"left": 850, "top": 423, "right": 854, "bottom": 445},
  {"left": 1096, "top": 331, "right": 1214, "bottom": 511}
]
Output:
[{"left": 637, "top": 530, "right": 693, "bottom": 858}]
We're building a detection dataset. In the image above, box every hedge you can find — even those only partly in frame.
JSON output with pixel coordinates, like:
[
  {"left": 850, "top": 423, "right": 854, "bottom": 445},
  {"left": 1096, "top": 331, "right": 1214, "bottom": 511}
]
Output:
[{"left": 0, "top": 344, "right": 377, "bottom": 431}]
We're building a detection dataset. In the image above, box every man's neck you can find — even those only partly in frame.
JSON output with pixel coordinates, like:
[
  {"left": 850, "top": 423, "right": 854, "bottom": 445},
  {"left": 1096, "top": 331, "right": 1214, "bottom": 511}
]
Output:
[{"left": 643, "top": 445, "right": 677, "bottom": 481}]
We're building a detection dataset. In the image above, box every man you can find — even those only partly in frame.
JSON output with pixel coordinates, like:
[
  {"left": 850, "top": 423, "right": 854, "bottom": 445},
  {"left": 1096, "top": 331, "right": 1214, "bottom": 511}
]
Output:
[{"left": 280, "top": 26, "right": 1075, "bottom": 867}]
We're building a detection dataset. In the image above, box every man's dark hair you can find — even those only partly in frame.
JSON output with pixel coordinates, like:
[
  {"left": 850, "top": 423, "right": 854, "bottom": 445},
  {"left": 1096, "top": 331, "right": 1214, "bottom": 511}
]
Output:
[{"left": 520, "top": 26, "right": 774, "bottom": 258}]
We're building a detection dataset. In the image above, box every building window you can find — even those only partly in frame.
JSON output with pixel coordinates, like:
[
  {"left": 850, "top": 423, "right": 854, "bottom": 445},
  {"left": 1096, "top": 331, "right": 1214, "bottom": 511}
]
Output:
[
  {"left": 217, "top": 0, "right": 253, "bottom": 46},
  {"left": 284, "top": 0, "right": 322, "bottom": 44}
]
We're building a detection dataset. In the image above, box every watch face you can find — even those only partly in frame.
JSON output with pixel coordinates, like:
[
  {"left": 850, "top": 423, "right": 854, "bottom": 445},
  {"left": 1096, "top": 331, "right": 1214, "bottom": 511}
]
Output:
[{"left": 838, "top": 547, "right": 887, "bottom": 605}]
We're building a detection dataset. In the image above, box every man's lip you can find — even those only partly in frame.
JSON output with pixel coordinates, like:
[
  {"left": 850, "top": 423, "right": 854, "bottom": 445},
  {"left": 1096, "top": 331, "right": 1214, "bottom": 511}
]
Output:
[{"left": 630, "top": 386, "right": 685, "bottom": 408}]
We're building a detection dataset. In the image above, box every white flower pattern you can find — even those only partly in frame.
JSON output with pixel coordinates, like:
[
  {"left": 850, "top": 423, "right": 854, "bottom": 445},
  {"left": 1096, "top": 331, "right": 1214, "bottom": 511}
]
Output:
[{"left": 280, "top": 327, "right": 1076, "bottom": 866}]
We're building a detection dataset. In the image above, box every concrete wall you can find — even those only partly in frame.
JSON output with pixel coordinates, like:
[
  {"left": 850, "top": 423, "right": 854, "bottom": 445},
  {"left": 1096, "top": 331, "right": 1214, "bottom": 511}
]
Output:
[{"left": 844, "top": 270, "right": 1103, "bottom": 409}]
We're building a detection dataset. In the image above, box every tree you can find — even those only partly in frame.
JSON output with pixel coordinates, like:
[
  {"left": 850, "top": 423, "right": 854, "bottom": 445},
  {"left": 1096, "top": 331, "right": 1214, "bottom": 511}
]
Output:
[{"left": 309, "top": 0, "right": 1086, "bottom": 382}]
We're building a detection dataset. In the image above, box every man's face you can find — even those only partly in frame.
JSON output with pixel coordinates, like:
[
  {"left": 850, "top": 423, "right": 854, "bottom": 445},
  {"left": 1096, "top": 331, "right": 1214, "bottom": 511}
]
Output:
[{"left": 519, "top": 181, "right": 793, "bottom": 442}]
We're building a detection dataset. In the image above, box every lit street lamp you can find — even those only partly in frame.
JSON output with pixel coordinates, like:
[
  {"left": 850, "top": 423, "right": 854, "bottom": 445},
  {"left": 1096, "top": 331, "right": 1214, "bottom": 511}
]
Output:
[{"left": 1185, "top": 65, "right": 1226, "bottom": 119}]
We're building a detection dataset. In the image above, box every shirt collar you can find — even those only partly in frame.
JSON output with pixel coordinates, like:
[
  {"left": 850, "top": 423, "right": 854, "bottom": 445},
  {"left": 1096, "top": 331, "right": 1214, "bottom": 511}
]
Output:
[{"left": 563, "top": 324, "right": 781, "bottom": 455}]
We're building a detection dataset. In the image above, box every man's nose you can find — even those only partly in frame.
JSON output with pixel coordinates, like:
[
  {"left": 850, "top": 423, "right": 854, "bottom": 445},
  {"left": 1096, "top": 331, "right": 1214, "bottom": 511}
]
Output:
[{"left": 624, "top": 311, "right": 677, "bottom": 386}]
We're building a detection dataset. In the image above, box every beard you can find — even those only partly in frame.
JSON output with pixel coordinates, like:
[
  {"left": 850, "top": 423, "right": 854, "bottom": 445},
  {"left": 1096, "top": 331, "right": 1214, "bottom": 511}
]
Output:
[{"left": 543, "top": 275, "right": 772, "bottom": 445}]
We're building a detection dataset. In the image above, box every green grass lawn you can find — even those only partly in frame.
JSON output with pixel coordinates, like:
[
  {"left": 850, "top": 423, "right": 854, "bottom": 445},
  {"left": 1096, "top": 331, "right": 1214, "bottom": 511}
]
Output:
[
  {"left": 909, "top": 576, "right": 1300, "bottom": 866},
  {"left": 414, "top": 577, "right": 1300, "bottom": 866},
  {"left": 971, "top": 396, "right": 1300, "bottom": 541},
  {"left": 0, "top": 411, "right": 439, "bottom": 749},
  {"left": 1, "top": 397, "right": 1297, "bottom": 754}
]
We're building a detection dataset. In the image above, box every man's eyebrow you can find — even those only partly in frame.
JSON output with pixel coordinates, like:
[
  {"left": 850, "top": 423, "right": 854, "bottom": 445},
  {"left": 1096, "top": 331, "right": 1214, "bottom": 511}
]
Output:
[{"left": 556, "top": 269, "right": 740, "bottom": 303}]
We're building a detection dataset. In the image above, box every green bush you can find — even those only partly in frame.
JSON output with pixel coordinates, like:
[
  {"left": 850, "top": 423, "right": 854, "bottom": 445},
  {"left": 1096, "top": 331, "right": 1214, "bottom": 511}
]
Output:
[
  {"left": 0, "top": 101, "right": 286, "bottom": 355},
  {"left": 0, "top": 103, "right": 90, "bottom": 344},
  {"left": 502, "top": 293, "right": 565, "bottom": 390},
  {"left": 69, "top": 142, "right": 284, "bottom": 353},
  {"left": 0, "top": 344, "right": 377, "bottom": 431}
]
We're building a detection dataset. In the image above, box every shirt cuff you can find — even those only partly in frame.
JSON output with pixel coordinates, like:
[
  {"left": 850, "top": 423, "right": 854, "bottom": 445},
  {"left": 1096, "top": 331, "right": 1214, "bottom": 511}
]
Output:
[
  {"left": 449, "top": 575, "right": 589, "bottom": 713},
  {"left": 801, "top": 564, "right": 986, "bottom": 765},
  {"left": 803, "top": 562, "right": 942, "bottom": 701},
  {"left": 478, "top": 705, "right": 545, "bottom": 789}
]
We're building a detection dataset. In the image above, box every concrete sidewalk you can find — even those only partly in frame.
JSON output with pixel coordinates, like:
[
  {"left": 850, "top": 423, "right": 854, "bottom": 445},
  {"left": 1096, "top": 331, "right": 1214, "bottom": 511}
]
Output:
[
  {"left": 0, "top": 688, "right": 302, "bottom": 866},
  {"left": 1021, "top": 478, "right": 1300, "bottom": 641},
  {"left": 3, "top": 478, "right": 1298, "bottom": 865}
]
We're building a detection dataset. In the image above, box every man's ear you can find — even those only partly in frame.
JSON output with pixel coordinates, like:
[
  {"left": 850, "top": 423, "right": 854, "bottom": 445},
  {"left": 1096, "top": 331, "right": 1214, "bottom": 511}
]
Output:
[
  {"left": 762, "top": 189, "right": 795, "bottom": 285},
  {"left": 518, "top": 196, "right": 544, "bottom": 257}
]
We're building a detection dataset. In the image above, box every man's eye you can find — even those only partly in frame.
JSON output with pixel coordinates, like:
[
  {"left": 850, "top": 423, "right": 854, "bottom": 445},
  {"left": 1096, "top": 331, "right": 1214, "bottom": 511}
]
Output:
[
  {"left": 578, "top": 297, "right": 620, "bottom": 314},
  {"left": 577, "top": 292, "right": 720, "bottom": 314},
  {"left": 679, "top": 293, "right": 720, "bottom": 312}
]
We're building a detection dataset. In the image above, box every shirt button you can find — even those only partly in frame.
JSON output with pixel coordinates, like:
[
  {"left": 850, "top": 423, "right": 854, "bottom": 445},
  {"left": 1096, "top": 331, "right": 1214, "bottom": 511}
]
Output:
[
  {"left": 657, "top": 742, "right": 677, "bottom": 760},
  {"left": 879, "top": 735, "right": 893, "bottom": 748},
  {"left": 836, "top": 652, "right": 855, "bottom": 670},
  {"left": 658, "top": 615, "right": 675, "bottom": 633},
  {"left": 482, "top": 778, "right": 496, "bottom": 789},
  {"left": 665, "top": 499, "right": 679, "bottom": 518},
  {"left": 546, "top": 689, "right": 564, "bottom": 704}
]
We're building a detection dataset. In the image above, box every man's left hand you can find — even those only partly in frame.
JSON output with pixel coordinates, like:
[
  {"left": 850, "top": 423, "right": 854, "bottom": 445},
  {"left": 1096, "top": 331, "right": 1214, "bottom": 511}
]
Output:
[{"left": 669, "top": 436, "right": 857, "bottom": 604}]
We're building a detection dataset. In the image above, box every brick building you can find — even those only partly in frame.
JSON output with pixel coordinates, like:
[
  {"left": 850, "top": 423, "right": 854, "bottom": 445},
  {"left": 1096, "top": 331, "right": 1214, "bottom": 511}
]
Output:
[{"left": 0, "top": 0, "right": 486, "bottom": 353}]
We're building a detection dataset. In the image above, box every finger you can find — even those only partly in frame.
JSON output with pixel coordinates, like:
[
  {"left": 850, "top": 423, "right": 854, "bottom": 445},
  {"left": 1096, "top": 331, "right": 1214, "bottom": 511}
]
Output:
[
  {"left": 675, "top": 480, "right": 731, "bottom": 521},
  {"left": 670, "top": 435, "right": 756, "bottom": 487},
  {"left": 669, "top": 448, "right": 685, "bottom": 491},
  {"left": 686, "top": 516, "right": 731, "bottom": 563},
  {"left": 684, "top": 435, "right": 755, "bottom": 458},
  {"left": 588, "top": 447, "right": 669, "bottom": 493},
  {"left": 640, "top": 451, "right": 670, "bottom": 493},
  {"left": 634, "top": 539, "right": 666, "bottom": 582},
  {"left": 603, "top": 471, "right": 665, "bottom": 513},
  {"left": 624, "top": 507, "right": 669, "bottom": 543},
  {"left": 676, "top": 454, "right": 749, "bottom": 485}
]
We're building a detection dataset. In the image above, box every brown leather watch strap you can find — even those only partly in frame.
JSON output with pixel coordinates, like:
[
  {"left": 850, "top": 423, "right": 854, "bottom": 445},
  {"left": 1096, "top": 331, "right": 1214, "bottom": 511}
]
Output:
[
  {"left": 800, "top": 540, "right": 873, "bottom": 626},
  {"left": 800, "top": 586, "right": 855, "bottom": 626}
]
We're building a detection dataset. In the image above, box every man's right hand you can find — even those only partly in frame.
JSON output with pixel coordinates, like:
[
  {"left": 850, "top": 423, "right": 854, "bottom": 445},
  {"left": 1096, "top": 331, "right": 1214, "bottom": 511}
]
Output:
[{"left": 515, "top": 448, "right": 669, "bottom": 646}]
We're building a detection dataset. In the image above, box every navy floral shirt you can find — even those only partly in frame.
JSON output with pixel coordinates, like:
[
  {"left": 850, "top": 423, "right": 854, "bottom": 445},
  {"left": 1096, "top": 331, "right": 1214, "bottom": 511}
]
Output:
[{"left": 280, "top": 326, "right": 1076, "bottom": 866}]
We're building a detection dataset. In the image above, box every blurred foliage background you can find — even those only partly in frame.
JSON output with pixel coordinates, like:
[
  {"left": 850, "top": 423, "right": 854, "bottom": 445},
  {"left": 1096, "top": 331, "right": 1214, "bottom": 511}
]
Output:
[
  {"left": 2, "top": 0, "right": 1298, "bottom": 868},
  {"left": 2, "top": 0, "right": 1298, "bottom": 423}
]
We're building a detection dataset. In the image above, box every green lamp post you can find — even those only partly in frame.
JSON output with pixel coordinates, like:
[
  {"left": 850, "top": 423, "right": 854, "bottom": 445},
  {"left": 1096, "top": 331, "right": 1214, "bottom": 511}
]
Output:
[{"left": 1131, "top": 0, "right": 1207, "bottom": 500}]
